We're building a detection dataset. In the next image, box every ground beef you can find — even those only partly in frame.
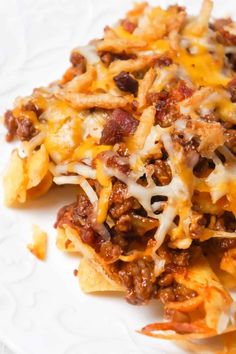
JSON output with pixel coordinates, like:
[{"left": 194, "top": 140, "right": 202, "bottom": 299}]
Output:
[
  {"left": 211, "top": 18, "right": 232, "bottom": 32},
  {"left": 110, "top": 197, "right": 139, "bottom": 219},
  {"left": 189, "top": 212, "right": 207, "bottom": 239},
  {"left": 99, "top": 52, "right": 114, "bottom": 66},
  {"left": 79, "top": 225, "right": 95, "bottom": 244},
  {"left": 147, "top": 90, "right": 169, "bottom": 106},
  {"left": 112, "top": 232, "right": 129, "bottom": 250},
  {"left": 226, "top": 53, "right": 236, "bottom": 71},
  {"left": 214, "top": 212, "right": 236, "bottom": 232},
  {"left": 147, "top": 85, "right": 189, "bottom": 128},
  {"left": 172, "top": 133, "right": 199, "bottom": 167},
  {"left": 5, "top": 113, "right": 39, "bottom": 142},
  {"left": 55, "top": 194, "right": 97, "bottom": 246},
  {"left": 16, "top": 117, "right": 38, "bottom": 141},
  {"left": 55, "top": 194, "right": 92, "bottom": 228},
  {"left": 158, "top": 273, "right": 174, "bottom": 287},
  {"left": 172, "top": 250, "right": 191, "bottom": 267},
  {"left": 173, "top": 283, "right": 197, "bottom": 302},
  {"left": 99, "top": 51, "right": 136, "bottom": 67},
  {"left": 4, "top": 110, "right": 18, "bottom": 142},
  {"left": 157, "top": 287, "right": 175, "bottom": 303},
  {"left": 121, "top": 19, "right": 137, "bottom": 33},
  {"left": 70, "top": 52, "right": 86, "bottom": 69},
  {"left": 211, "top": 18, "right": 236, "bottom": 46},
  {"left": 193, "top": 157, "right": 214, "bottom": 177},
  {"left": 212, "top": 238, "right": 236, "bottom": 251},
  {"left": 119, "top": 259, "right": 155, "bottom": 305},
  {"left": 100, "top": 119, "right": 123, "bottom": 145},
  {"left": 99, "top": 241, "right": 121, "bottom": 263},
  {"left": 61, "top": 52, "right": 86, "bottom": 84},
  {"left": 205, "top": 213, "right": 236, "bottom": 251},
  {"left": 154, "top": 55, "right": 173, "bottom": 67},
  {"left": 109, "top": 181, "right": 140, "bottom": 219},
  {"left": 100, "top": 108, "right": 139, "bottom": 145},
  {"left": 152, "top": 160, "right": 172, "bottom": 186},
  {"left": 171, "top": 80, "right": 193, "bottom": 102},
  {"left": 23, "top": 101, "right": 44, "bottom": 118},
  {"left": 106, "top": 154, "right": 130, "bottom": 174},
  {"left": 115, "top": 214, "right": 132, "bottom": 233},
  {"left": 157, "top": 282, "right": 197, "bottom": 304},
  {"left": 109, "top": 181, "right": 128, "bottom": 205},
  {"left": 113, "top": 71, "right": 139, "bottom": 94},
  {"left": 158, "top": 246, "right": 191, "bottom": 273},
  {"left": 148, "top": 81, "right": 192, "bottom": 106},
  {"left": 115, "top": 142, "right": 130, "bottom": 157},
  {"left": 147, "top": 90, "right": 173, "bottom": 127}
]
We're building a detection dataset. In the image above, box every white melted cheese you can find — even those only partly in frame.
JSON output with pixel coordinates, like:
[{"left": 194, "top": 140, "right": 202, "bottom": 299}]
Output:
[
  {"left": 206, "top": 160, "right": 236, "bottom": 203},
  {"left": 54, "top": 175, "right": 98, "bottom": 204},
  {"left": 18, "top": 131, "right": 46, "bottom": 158},
  {"left": 74, "top": 44, "right": 100, "bottom": 64},
  {"left": 152, "top": 65, "right": 178, "bottom": 92},
  {"left": 105, "top": 133, "right": 190, "bottom": 251},
  {"left": 82, "top": 111, "right": 106, "bottom": 141},
  {"left": 50, "top": 162, "right": 96, "bottom": 179},
  {"left": 139, "top": 126, "right": 162, "bottom": 157}
]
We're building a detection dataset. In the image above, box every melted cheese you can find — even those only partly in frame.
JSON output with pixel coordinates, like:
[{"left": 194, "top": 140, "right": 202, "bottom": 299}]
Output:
[
  {"left": 74, "top": 45, "right": 100, "bottom": 64},
  {"left": 72, "top": 138, "right": 112, "bottom": 162},
  {"left": 97, "top": 183, "right": 112, "bottom": 223},
  {"left": 115, "top": 25, "right": 138, "bottom": 40},
  {"left": 96, "top": 159, "right": 112, "bottom": 223},
  {"left": 96, "top": 159, "right": 110, "bottom": 187},
  {"left": 91, "top": 63, "right": 115, "bottom": 91},
  {"left": 206, "top": 161, "right": 236, "bottom": 211},
  {"left": 105, "top": 134, "right": 190, "bottom": 251},
  {"left": 45, "top": 117, "right": 82, "bottom": 163},
  {"left": 54, "top": 176, "right": 98, "bottom": 204},
  {"left": 82, "top": 111, "right": 106, "bottom": 141},
  {"left": 176, "top": 46, "right": 230, "bottom": 87},
  {"left": 150, "top": 39, "right": 170, "bottom": 52}
]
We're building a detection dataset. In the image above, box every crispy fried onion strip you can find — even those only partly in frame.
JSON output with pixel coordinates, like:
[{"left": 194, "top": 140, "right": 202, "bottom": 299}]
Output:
[
  {"left": 184, "top": 0, "right": 213, "bottom": 36},
  {"left": 64, "top": 65, "right": 97, "bottom": 92},
  {"left": 96, "top": 38, "right": 147, "bottom": 54},
  {"left": 129, "top": 106, "right": 156, "bottom": 150},
  {"left": 61, "top": 92, "right": 130, "bottom": 110},
  {"left": 110, "top": 55, "right": 158, "bottom": 74},
  {"left": 137, "top": 68, "right": 156, "bottom": 108},
  {"left": 140, "top": 255, "right": 234, "bottom": 339}
]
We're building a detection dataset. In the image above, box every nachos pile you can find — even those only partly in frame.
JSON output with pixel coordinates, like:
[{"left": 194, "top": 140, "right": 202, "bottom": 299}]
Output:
[{"left": 3, "top": 0, "right": 236, "bottom": 344}]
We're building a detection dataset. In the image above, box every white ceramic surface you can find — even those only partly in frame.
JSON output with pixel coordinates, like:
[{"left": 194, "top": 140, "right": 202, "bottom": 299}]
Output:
[{"left": 0, "top": 1, "right": 236, "bottom": 353}]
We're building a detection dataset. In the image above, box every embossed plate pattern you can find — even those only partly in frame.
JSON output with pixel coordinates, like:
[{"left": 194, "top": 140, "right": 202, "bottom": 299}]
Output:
[{"left": 0, "top": 1, "right": 235, "bottom": 353}]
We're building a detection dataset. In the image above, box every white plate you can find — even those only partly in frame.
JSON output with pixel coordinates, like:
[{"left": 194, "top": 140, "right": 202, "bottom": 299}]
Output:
[{"left": 0, "top": 1, "right": 236, "bottom": 353}]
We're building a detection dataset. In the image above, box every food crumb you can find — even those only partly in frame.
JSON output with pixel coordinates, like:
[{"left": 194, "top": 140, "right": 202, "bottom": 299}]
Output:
[{"left": 27, "top": 224, "right": 47, "bottom": 261}]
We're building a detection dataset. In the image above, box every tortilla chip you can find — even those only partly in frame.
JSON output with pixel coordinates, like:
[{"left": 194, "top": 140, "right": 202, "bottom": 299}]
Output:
[
  {"left": 177, "top": 331, "right": 236, "bottom": 353},
  {"left": 174, "top": 255, "right": 232, "bottom": 331},
  {"left": 56, "top": 226, "right": 77, "bottom": 252},
  {"left": 26, "top": 144, "right": 49, "bottom": 189},
  {"left": 78, "top": 257, "right": 124, "bottom": 293},
  {"left": 221, "top": 248, "right": 236, "bottom": 276},
  {"left": 57, "top": 226, "right": 124, "bottom": 291},
  {"left": 27, "top": 171, "right": 53, "bottom": 200},
  {"left": 3, "top": 149, "right": 27, "bottom": 206},
  {"left": 27, "top": 225, "right": 47, "bottom": 261}
]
